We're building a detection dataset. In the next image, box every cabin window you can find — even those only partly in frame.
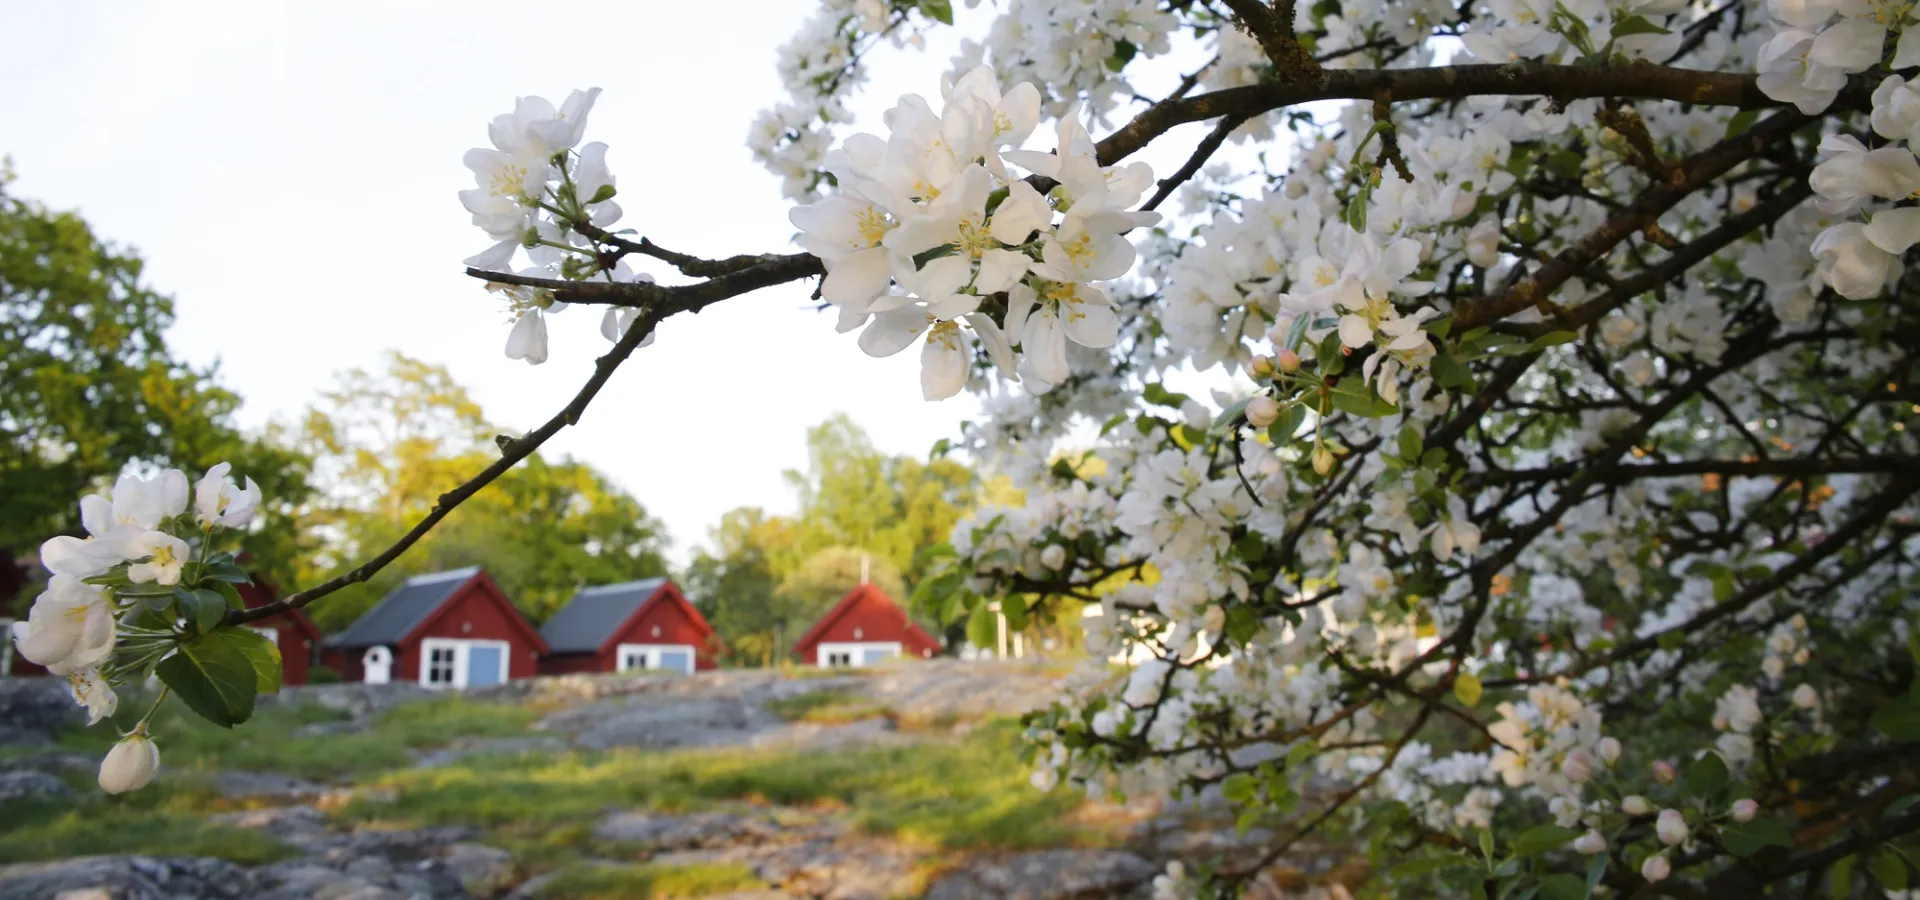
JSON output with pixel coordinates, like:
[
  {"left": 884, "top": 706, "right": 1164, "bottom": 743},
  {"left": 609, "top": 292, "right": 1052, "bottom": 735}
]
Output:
[
  {"left": 827, "top": 651, "right": 853, "bottom": 667},
  {"left": 427, "top": 646, "right": 457, "bottom": 686},
  {"left": 622, "top": 649, "right": 650, "bottom": 671},
  {"left": 615, "top": 643, "right": 695, "bottom": 675}
]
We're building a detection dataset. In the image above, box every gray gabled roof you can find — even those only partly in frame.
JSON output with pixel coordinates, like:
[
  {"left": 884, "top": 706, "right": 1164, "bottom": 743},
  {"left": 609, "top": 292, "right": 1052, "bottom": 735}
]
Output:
[
  {"left": 327, "top": 567, "right": 481, "bottom": 649},
  {"left": 540, "top": 577, "right": 670, "bottom": 654}
]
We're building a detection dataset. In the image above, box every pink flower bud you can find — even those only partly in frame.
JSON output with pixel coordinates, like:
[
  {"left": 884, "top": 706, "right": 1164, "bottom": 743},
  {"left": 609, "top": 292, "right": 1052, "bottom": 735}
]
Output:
[
  {"left": 1597, "top": 737, "right": 1622, "bottom": 766},
  {"left": 1561, "top": 750, "right": 1593, "bottom": 784},
  {"left": 1246, "top": 395, "right": 1281, "bottom": 428},
  {"left": 1651, "top": 760, "right": 1677, "bottom": 783},
  {"left": 1251, "top": 355, "right": 1276, "bottom": 379},
  {"left": 1623, "top": 795, "right": 1653, "bottom": 816},
  {"left": 1656, "top": 809, "right": 1688, "bottom": 846},
  {"left": 1641, "top": 854, "right": 1670, "bottom": 883},
  {"left": 1731, "top": 799, "right": 1758, "bottom": 823},
  {"left": 1573, "top": 830, "right": 1606, "bottom": 855},
  {"left": 1277, "top": 349, "right": 1301, "bottom": 373}
]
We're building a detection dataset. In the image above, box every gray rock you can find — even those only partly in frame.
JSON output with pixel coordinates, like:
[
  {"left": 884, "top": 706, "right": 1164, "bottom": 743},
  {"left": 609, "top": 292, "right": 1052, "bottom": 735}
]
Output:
[
  {"left": 923, "top": 849, "right": 1159, "bottom": 900},
  {"left": 594, "top": 811, "right": 786, "bottom": 852},
  {"left": 412, "top": 735, "right": 566, "bottom": 769},
  {"left": 0, "top": 751, "right": 97, "bottom": 776},
  {"left": 0, "top": 678, "right": 85, "bottom": 748},
  {"left": 558, "top": 696, "right": 790, "bottom": 751},
  {"left": 752, "top": 838, "right": 924, "bottom": 900},
  {"left": 0, "top": 855, "right": 258, "bottom": 900},
  {"left": 207, "top": 806, "right": 331, "bottom": 850},
  {"left": 0, "top": 770, "right": 74, "bottom": 805},
  {"left": 870, "top": 660, "right": 1059, "bottom": 725},
  {"left": 261, "top": 682, "right": 436, "bottom": 719},
  {"left": 441, "top": 843, "right": 514, "bottom": 898},
  {"left": 204, "top": 770, "right": 327, "bottom": 801}
]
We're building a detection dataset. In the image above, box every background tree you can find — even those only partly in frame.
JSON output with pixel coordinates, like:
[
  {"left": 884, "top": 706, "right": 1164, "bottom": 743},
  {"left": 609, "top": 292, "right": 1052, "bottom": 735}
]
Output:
[
  {"left": 295, "top": 351, "right": 669, "bottom": 631},
  {"left": 686, "top": 416, "right": 973, "bottom": 664},
  {"left": 0, "top": 165, "right": 313, "bottom": 612}
]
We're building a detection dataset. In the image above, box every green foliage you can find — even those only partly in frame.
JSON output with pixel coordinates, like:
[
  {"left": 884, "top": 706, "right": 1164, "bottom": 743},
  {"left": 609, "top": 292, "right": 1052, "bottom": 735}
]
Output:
[
  {"left": 534, "top": 861, "right": 764, "bottom": 899},
  {"left": 688, "top": 415, "right": 977, "bottom": 663},
  {"left": 294, "top": 352, "right": 670, "bottom": 631},
  {"left": 763, "top": 688, "right": 887, "bottom": 724},
  {"left": 0, "top": 166, "right": 315, "bottom": 610},
  {"left": 155, "top": 628, "right": 270, "bottom": 728}
]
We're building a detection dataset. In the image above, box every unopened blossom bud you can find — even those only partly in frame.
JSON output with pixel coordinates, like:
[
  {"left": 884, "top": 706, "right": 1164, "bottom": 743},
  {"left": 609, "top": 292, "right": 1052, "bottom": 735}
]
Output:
[
  {"left": 1562, "top": 749, "right": 1593, "bottom": 784},
  {"left": 1789, "top": 613, "right": 1807, "bottom": 632},
  {"left": 98, "top": 733, "right": 160, "bottom": 794},
  {"left": 1641, "top": 854, "right": 1670, "bottom": 883},
  {"left": 1651, "top": 760, "right": 1677, "bottom": 783},
  {"left": 1598, "top": 737, "right": 1622, "bottom": 766},
  {"left": 1251, "top": 355, "right": 1276, "bottom": 379},
  {"left": 1312, "top": 445, "right": 1335, "bottom": 475},
  {"left": 1040, "top": 544, "right": 1068, "bottom": 571},
  {"left": 1573, "top": 830, "right": 1606, "bottom": 855},
  {"left": 1792, "top": 683, "right": 1819, "bottom": 709},
  {"left": 1276, "top": 349, "right": 1301, "bottom": 373},
  {"left": 1792, "top": 648, "right": 1810, "bottom": 665},
  {"left": 1623, "top": 795, "right": 1653, "bottom": 816},
  {"left": 1246, "top": 395, "right": 1281, "bottom": 428},
  {"left": 1731, "top": 798, "right": 1758, "bottom": 823},
  {"left": 1762, "top": 656, "right": 1785, "bottom": 680},
  {"left": 1656, "top": 809, "right": 1688, "bottom": 846}
]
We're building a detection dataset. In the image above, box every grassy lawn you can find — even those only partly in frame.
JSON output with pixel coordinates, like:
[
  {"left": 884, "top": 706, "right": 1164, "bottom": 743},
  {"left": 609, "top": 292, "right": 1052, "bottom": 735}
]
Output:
[
  {"left": 534, "top": 861, "right": 763, "bottom": 899},
  {"left": 55, "top": 693, "right": 540, "bottom": 782},
  {"left": 0, "top": 784, "right": 293, "bottom": 865},
  {"left": 345, "top": 719, "right": 1109, "bottom": 857}
]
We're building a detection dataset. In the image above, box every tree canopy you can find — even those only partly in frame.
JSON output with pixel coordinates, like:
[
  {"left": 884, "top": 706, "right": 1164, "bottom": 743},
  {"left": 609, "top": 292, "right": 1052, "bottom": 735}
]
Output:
[
  {"left": 293, "top": 352, "right": 670, "bottom": 631},
  {"left": 0, "top": 166, "right": 313, "bottom": 610}
]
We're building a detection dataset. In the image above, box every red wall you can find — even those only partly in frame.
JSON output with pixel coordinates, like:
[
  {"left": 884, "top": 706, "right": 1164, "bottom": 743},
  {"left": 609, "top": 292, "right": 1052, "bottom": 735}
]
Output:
[
  {"left": 395, "top": 578, "right": 544, "bottom": 681},
  {"left": 793, "top": 587, "right": 939, "bottom": 662},
  {"left": 537, "top": 585, "right": 720, "bottom": 675}
]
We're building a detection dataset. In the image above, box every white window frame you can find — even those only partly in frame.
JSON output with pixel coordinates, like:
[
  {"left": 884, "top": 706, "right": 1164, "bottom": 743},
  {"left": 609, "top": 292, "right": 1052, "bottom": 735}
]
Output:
[
  {"left": 418, "top": 638, "right": 511, "bottom": 689},
  {"left": 816, "top": 641, "right": 902, "bottom": 668},
  {"left": 615, "top": 642, "right": 696, "bottom": 675}
]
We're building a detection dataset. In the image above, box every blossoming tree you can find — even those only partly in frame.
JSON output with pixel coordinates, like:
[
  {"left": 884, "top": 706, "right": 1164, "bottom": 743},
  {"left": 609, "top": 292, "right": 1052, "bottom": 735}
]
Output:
[{"left": 14, "top": 0, "right": 1920, "bottom": 894}]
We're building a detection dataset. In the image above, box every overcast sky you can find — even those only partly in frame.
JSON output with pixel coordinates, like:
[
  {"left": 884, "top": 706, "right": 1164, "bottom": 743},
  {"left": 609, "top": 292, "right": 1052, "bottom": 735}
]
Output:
[{"left": 0, "top": 1, "right": 1216, "bottom": 562}]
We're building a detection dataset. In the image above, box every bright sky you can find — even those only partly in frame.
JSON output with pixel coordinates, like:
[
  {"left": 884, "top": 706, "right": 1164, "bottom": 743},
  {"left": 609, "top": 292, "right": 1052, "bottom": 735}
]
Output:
[{"left": 0, "top": 1, "right": 1217, "bottom": 563}]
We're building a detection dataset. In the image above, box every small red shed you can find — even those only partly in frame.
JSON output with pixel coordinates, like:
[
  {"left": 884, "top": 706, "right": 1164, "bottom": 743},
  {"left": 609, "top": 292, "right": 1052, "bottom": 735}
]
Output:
[
  {"left": 321, "top": 567, "right": 546, "bottom": 688},
  {"left": 233, "top": 579, "right": 324, "bottom": 687},
  {"left": 790, "top": 584, "right": 939, "bottom": 668},
  {"left": 539, "top": 578, "right": 720, "bottom": 675}
]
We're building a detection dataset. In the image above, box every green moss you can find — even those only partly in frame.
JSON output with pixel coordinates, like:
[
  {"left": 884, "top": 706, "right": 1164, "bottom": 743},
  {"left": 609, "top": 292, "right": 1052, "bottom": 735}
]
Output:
[
  {"left": 764, "top": 689, "right": 888, "bottom": 724},
  {"left": 0, "top": 797, "right": 291, "bottom": 865},
  {"left": 534, "top": 861, "right": 763, "bottom": 899},
  {"left": 347, "top": 720, "right": 1108, "bottom": 854}
]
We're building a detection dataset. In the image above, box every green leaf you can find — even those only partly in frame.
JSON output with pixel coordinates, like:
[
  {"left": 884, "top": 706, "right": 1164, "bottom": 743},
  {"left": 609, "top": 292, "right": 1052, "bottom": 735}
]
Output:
[
  {"left": 1685, "top": 753, "right": 1730, "bottom": 799},
  {"left": 1318, "top": 332, "right": 1347, "bottom": 377},
  {"left": 1585, "top": 853, "right": 1607, "bottom": 892},
  {"left": 1235, "top": 806, "right": 1261, "bottom": 836},
  {"left": 1397, "top": 427, "right": 1424, "bottom": 463},
  {"left": 1099, "top": 413, "right": 1129, "bottom": 438},
  {"left": 1611, "top": 14, "right": 1670, "bottom": 36},
  {"left": 186, "top": 588, "right": 227, "bottom": 635},
  {"left": 1872, "top": 850, "right": 1909, "bottom": 891},
  {"left": 1222, "top": 772, "right": 1257, "bottom": 803},
  {"left": 1432, "top": 353, "right": 1475, "bottom": 390},
  {"left": 1479, "top": 829, "right": 1495, "bottom": 864},
  {"left": 155, "top": 630, "right": 260, "bottom": 728},
  {"left": 1831, "top": 854, "right": 1853, "bottom": 898},
  {"left": 1269, "top": 404, "right": 1307, "bottom": 446},
  {"left": 917, "top": 0, "right": 954, "bottom": 25},
  {"left": 1142, "top": 382, "right": 1190, "bottom": 409},
  {"left": 1286, "top": 739, "right": 1319, "bottom": 772},
  {"left": 1424, "top": 315, "right": 1453, "bottom": 340},
  {"left": 1511, "top": 824, "right": 1581, "bottom": 858},
  {"left": 1724, "top": 108, "right": 1760, "bottom": 138},
  {"left": 1328, "top": 382, "right": 1398, "bottom": 418},
  {"left": 1105, "top": 38, "right": 1138, "bottom": 72},
  {"left": 212, "top": 580, "right": 245, "bottom": 609},
  {"left": 1344, "top": 187, "right": 1369, "bottom": 234},
  {"left": 1002, "top": 598, "right": 1030, "bottom": 632},
  {"left": 227, "top": 627, "right": 283, "bottom": 694},
  {"left": 1720, "top": 818, "right": 1792, "bottom": 857},
  {"left": 1538, "top": 873, "right": 1587, "bottom": 900},
  {"left": 1454, "top": 672, "right": 1484, "bottom": 708},
  {"left": 1212, "top": 396, "right": 1253, "bottom": 434},
  {"left": 1872, "top": 694, "right": 1920, "bottom": 740},
  {"left": 966, "top": 602, "right": 997, "bottom": 649}
]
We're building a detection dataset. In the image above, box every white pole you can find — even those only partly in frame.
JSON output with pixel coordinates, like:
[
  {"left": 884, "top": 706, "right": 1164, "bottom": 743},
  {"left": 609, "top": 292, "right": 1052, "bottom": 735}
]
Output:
[
  {"left": 995, "top": 603, "right": 1007, "bottom": 660},
  {"left": 860, "top": 554, "right": 870, "bottom": 585}
]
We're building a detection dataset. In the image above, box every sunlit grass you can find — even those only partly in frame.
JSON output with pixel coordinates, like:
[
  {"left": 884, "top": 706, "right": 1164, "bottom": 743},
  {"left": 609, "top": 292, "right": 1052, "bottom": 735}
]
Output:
[
  {"left": 54, "top": 694, "right": 540, "bottom": 782},
  {"left": 0, "top": 785, "right": 292, "bottom": 865},
  {"left": 533, "top": 861, "right": 764, "bottom": 899},
  {"left": 345, "top": 719, "right": 1108, "bottom": 854},
  {"left": 763, "top": 688, "right": 889, "bottom": 724}
]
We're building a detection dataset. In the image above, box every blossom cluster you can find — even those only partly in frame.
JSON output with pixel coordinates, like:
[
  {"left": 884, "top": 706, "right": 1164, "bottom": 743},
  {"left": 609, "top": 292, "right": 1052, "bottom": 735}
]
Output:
[
  {"left": 458, "top": 88, "right": 657, "bottom": 365},
  {"left": 11, "top": 464, "right": 264, "bottom": 794},
  {"left": 788, "top": 65, "right": 1160, "bottom": 400}
]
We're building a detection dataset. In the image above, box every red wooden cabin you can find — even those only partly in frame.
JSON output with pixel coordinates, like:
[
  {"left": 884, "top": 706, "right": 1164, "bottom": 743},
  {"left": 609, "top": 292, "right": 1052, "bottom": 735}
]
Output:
[
  {"left": 790, "top": 584, "right": 939, "bottom": 668},
  {"left": 539, "top": 578, "right": 720, "bottom": 675},
  {"left": 321, "top": 567, "right": 546, "bottom": 688}
]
